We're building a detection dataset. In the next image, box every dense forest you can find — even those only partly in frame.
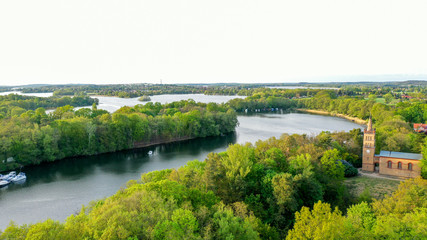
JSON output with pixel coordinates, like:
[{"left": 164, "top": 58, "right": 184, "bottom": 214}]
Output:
[
  {"left": 0, "top": 94, "right": 97, "bottom": 119},
  {"left": 1, "top": 133, "right": 425, "bottom": 239},
  {"left": 0, "top": 100, "right": 237, "bottom": 171}
]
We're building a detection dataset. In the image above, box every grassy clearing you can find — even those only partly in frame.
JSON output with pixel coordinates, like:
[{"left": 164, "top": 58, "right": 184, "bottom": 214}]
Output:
[
  {"left": 374, "top": 98, "right": 386, "bottom": 104},
  {"left": 364, "top": 97, "right": 399, "bottom": 105},
  {"left": 345, "top": 175, "right": 401, "bottom": 200}
]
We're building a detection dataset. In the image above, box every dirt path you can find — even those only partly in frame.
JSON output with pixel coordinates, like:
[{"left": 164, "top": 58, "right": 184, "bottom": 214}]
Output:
[{"left": 358, "top": 170, "right": 403, "bottom": 181}]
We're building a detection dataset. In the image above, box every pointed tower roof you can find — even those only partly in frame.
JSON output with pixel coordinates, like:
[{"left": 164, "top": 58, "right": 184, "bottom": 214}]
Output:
[{"left": 367, "top": 117, "right": 373, "bottom": 131}]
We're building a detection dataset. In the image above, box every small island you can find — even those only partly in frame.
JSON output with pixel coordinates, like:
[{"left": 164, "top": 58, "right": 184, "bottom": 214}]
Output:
[{"left": 138, "top": 95, "right": 151, "bottom": 102}]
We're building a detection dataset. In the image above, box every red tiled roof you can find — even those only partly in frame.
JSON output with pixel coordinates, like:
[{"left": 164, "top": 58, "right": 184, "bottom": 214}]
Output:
[{"left": 414, "top": 123, "right": 427, "bottom": 132}]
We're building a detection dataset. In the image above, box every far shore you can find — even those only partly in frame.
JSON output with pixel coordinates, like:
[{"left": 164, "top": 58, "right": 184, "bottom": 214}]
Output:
[{"left": 296, "top": 108, "right": 367, "bottom": 125}]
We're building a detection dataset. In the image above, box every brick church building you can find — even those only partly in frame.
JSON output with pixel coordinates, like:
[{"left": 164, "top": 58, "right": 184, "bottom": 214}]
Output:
[{"left": 362, "top": 118, "right": 422, "bottom": 178}]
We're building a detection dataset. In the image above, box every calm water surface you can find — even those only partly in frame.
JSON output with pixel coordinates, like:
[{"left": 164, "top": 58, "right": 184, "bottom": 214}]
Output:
[
  {"left": 0, "top": 91, "right": 244, "bottom": 113},
  {"left": 0, "top": 91, "right": 54, "bottom": 97},
  {"left": 0, "top": 112, "right": 363, "bottom": 229},
  {"left": 86, "top": 94, "right": 245, "bottom": 112}
]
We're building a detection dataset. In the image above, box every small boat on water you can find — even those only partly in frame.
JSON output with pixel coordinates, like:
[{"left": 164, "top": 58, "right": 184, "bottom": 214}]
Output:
[
  {"left": 0, "top": 179, "right": 10, "bottom": 187},
  {"left": 0, "top": 171, "right": 16, "bottom": 181},
  {"left": 11, "top": 172, "right": 26, "bottom": 183}
]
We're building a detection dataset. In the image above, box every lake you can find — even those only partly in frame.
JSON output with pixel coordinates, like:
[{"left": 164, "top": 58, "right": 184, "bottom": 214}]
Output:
[
  {"left": 0, "top": 92, "right": 245, "bottom": 113},
  {"left": 0, "top": 111, "right": 363, "bottom": 229},
  {"left": 82, "top": 94, "right": 246, "bottom": 112},
  {"left": 0, "top": 91, "right": 54, "bottom": 98}
]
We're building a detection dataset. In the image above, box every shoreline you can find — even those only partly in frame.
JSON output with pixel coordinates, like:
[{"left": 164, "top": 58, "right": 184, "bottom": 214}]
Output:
[
  {"left": 1, "top": 134, "right": 226, "bottom": 173},
  {"left": 295, "top": 108, "right": 367, "bottom": 125},
  {"left": 133, "top": 136, "right": 196, "bottom": 148}
]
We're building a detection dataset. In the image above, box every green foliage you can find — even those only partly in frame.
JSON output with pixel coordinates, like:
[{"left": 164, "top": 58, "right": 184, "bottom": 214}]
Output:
[
  {"left": 288, "top": 154, "right": 313, "bottom": 176},
  {"left": 221, "top": 144, "right": 254, "bottom": 181},
  {"left": 153, "top": 209, "right": 199, "bottom": 239},
  {"left": 358, "top": 187, "right": 373, "bottom": 203},
  {"left": 32, "top": 221, "right": 65, "bottom": 239},
  {"left": 138, "top": 95, "right": 151, "bottom": 102},
  {"left": 299, "top": 92, "right": 373, "bottom": 119},
  {"left": 422, "top": 138, "right": 427, "bottom": 179},
  {"left": 2, "top": 84, "right": 426, "bottom": 238},
  {"left": 287, "top": 178, "right": 427, "bottom": 240},
  {"left": 0, "top": 222, "right": 29, "bottom": 240},
  {"left": 299, "top": 91, "right": 426, "bottom": 154},
  {"left": 272, "top": 173, "right": 299, "bottom": 213},
  {"left": 339, "top": 160, "right": 358, "bottom": 177},
  {"left": 376, "top": 116, "right": 415, "bottom": 153},
  {"left": 0, "top": 94, "right": 97, "bottom": 116},
  {"left": 0, "top": 100, "right": 238, "bottom": 171},
  {"left": 344, "top": 202, "right": 376, "bottom": 237},
  {"left": 320, "top": 149, "right": 345, "bottom": 180},
  {"left": 3, "top": 83, "right": 427, "bottom": 237},
  {"left": 228, "top": 96, "right": 297, "bottom": 112},
  {"left": 21, "top": 84, "right": 252, "bottom": 98},
  {"left": 384, "top": 93, "right": 394, "bottom": 104},
  {"left": 262, "top": 147, "right": 288, "bottom": 172},
  {"left": 211, "top": 204, "right": 260, "bottom": 240},
  {"left": 286, "top": 201, "right": 344, "bottom": 240}
]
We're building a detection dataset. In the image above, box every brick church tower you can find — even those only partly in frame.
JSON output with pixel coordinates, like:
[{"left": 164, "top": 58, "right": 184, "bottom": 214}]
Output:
[{"left": 362, "top": 117, "right": 376, "bottom": 172}]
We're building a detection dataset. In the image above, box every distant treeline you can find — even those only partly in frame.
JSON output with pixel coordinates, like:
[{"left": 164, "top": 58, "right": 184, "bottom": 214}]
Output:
[
  {"left": 227, "top": 88, "right": 325, "bottom": 112},
  {"left": 0, "top": 94, "right": 97, "bottom": 119},
  {"left": 20, "top": 84, "right": 249, "bottom": 98},
  {"left": 0, "top": 100, "right": 237, "bottom": 171},
  {"left": 0, "top": 87, "right": 12, "bottom": 92}
]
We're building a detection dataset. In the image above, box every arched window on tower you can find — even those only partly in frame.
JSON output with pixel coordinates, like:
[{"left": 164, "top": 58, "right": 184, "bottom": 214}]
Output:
[
  {"left": 398, "top": 162, "right": 402, "bottom": 169},
  {"left": 408, "top": 163, "right": 413, "bottom": 171},
  {"left": 387, "top": 161, "right": 392, "bottom": 168}
]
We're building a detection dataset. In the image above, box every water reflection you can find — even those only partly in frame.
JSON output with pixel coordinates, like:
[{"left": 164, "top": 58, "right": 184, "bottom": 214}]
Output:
[
  {"left": 86, "top": 94, "right": 245, "bottom": 113},
  {"left": 6, "top": 132, "right": 236, "bottom": 191}
]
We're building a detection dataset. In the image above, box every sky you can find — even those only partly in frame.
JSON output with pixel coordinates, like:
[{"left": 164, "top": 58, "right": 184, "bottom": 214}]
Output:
[{"left": 0, "top": 0, "right": 427, "bottom": 86}]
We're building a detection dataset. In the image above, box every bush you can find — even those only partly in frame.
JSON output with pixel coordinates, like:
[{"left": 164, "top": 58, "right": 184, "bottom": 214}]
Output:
[{"left": 339, "top": 160, "right": 358, "bottom": 177}]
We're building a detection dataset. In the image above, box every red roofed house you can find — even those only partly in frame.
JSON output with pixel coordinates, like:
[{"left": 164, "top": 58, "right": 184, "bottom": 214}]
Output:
[{"left": 413, "top": 123, "right": 427, "bottom": 133}]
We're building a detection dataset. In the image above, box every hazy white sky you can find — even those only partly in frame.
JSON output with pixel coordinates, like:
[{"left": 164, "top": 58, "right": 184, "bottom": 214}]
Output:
[{"left": 0, "top": 0, "right": 426, "bottom": 85}]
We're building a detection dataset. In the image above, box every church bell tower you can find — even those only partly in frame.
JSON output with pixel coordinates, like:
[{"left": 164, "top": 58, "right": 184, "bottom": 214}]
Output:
[{"left": 362, "top": 117, "right": 376, "bottom": 172}]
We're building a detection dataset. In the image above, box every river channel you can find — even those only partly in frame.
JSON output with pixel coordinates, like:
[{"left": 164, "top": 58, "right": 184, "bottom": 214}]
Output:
[{"left": 0, "top": 94, "right": 363, "bottom": 229}]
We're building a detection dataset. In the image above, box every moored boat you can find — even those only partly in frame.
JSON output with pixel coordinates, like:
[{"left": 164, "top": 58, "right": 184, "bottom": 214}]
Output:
[
  {"left": 0, "top": 171, "right": 16, "bottom": 181},
  {"left": 0, "top": 179, "right": 10, "bottom": 187},
  {"left": 11, "top": 172, "right": 26, "bottom": 183}
]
